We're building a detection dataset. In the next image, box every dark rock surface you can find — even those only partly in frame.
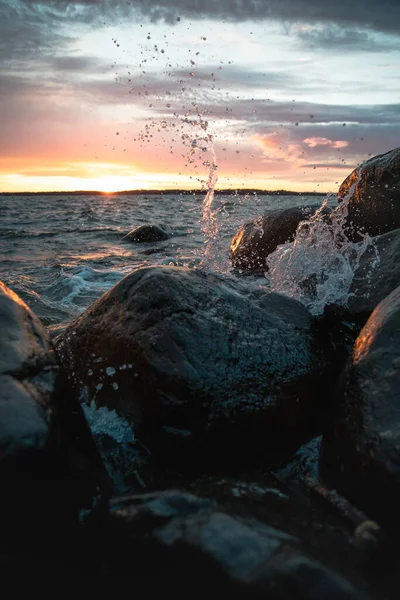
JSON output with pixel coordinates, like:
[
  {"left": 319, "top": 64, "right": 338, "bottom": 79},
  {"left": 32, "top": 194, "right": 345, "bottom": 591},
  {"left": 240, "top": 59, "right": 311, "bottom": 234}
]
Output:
[
  {"left": 320, "top": 284, "right": 400, "bottom": 526},
  {"left": 122, "top": 223, "right": 173, "bottom": 243},
  {"left": 346, "top": 228, "right": 400, "bottom": 319},
  {"left": 56, "top": 265, "right": 331, "bottom": 472},
  {"left": 338, "top": 147, "right": 400, "bottom": 241},
  {"left": 230, "top": 205, "right": 320, "bottom": 272},
  {"left": 0, "top": 280, "right": 109, "bottom": 512},
  {"left": 95, "top": 489, "right": 366, "bottom": 599},
  {"left": 0, "top": 280, "right": 56, "bottom": 463},
  {"left": 3, "top": 480, "right": 385, "bottom": 597}
]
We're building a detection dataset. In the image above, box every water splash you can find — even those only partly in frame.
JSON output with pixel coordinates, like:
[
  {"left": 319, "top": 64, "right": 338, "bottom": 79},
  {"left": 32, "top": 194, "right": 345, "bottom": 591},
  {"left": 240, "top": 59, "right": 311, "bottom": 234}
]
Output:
[
  {"left": 179, "top": 109, "right": 223, "bottom": 270},
  {"left": 267, "top": 186, "right": 377, "bottom": 315},
  {"left": 199, "top": 137, "right": 219, "bottom": 268}
]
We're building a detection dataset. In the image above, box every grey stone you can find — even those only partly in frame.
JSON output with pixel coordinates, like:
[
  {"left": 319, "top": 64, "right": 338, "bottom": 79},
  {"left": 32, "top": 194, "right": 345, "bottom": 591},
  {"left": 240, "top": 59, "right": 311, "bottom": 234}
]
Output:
[
  {"left": 104, "top": 489, "right": 365, "bottom": 599},
  {"left": 347, "top": 228, "right": 400, "bottom": 317},
  {"left": 56, "top": 266, "right": 330, "bottom": 471},
  {"left": 338, "top": 147, "right": 400, "bottom": 241},
  {"left": 0, "top": 280, "right": 109, "bottom": 509},
  {"left": 320, "top": 285, "right": 400, "bottom": 525},
  {"left": 230, "top": 205, "right": 322, "bottom": 272},
  {"left": 122, "top": 223, "right": 172, "bottom": 243}
]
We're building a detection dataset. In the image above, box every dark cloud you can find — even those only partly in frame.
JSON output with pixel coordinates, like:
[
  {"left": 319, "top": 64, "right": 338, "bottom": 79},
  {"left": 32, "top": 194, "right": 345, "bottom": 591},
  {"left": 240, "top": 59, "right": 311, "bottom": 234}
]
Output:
[
  {"left": 23, "top": 0, "right": 400, "bottom": 34},
  {"left": 171, "top": 66, "right": 299, "bottom": 90},
  {"left": 2, "top": 0, "right": 400, "bottom": 51},
  {"left": 160, "top": 96, "right": 400, "bottom": 127},
  {"left": 51, "top": 56, "right": 110, "bottom": 73},
  {"left": 304, "top": 163, "right": 357, "bottom": 169},
  {"left": 295, "top": 24, "right": 400, "bottom": 52}
]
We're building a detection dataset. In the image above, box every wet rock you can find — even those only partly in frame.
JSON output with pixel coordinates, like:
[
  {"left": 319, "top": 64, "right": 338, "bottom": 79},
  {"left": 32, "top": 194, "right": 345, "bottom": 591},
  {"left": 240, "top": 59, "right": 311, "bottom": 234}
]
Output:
[
  {"left": 346, "top": 228, "right": 400, "bottom": 319},
  {"left": 320, "top": 285, "right": 400, "bottom": 526},
  {"left": 96, "top": 489, "right": 365, "bottom": 599},
  {"left": 122, "top": 223, "right": 172, "bottom": 243},
  {"left": 338, "top": 147, "right": 400, "bottom": 241},
  {"left": 0, "top": 280, "right": 109, "bottom": 512},
  {"left": 56, "top": 265, "right": 330, "bottom": 472},
  {"left": 230, "top": 205, "right": 321, "bottom": 272}
]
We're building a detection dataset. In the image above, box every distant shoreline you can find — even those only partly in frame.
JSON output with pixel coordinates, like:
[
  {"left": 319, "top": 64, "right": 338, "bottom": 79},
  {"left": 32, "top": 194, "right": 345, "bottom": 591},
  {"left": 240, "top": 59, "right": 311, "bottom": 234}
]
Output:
[{"left": 0, "top": 189, "right": 326, "bottom": 197}]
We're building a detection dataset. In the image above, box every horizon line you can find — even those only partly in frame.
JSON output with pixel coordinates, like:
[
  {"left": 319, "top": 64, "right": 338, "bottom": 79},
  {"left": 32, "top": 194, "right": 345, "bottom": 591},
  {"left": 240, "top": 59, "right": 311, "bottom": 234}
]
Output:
[{"left": 0, "top": 188, "right": 328, "bottom": 196}]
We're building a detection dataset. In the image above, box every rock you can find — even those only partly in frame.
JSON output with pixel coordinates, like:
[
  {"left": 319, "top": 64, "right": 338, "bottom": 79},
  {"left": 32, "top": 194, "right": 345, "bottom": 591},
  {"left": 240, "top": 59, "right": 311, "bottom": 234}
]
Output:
[
  {"left": 320, "top": 285, "right": 400, "bottom": 526},
  {"left": 95, "top": 489, "right": 365, "bottom": 598},
  {"left": 0, "top": 280, "right": 109, "bottom": 512},
  {"left": 338, "top": 147, "right": 400, "bottom": 241},
  {"left": 230, "top": 205, "right": 321, "bottom": 272},
  {"left": 122, "top": 223, "right": 172, "bottom": 243},
  {"left": 56, "top": 266, "right": 330, "bottom": 472},
  {"left": 346, "top": 228, "right": 400, "bottom": 319}
]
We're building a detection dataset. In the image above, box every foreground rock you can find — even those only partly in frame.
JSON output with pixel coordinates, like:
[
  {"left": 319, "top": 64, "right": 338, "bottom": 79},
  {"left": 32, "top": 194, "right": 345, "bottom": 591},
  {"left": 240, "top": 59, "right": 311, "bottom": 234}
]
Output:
[
  {"left": 0, "top": 280, "right": 108, "bottom": 512},
  {"left": 338, "top": 147, "right": 400, "bottom": 241},
  {"left": 56, "top": 266, "right": 330, "bottom": 471},
  {"left": 320, "top": 285, "right": 400, "bottom": 526},
  {"left": 346, "top": 228, "right": 400, "bottom": 319},
  {"left": 122, "top": 223, "right": 172, "bottom": 243},
  {"left": 93, "top": 489, "right": 366, "bottom": 598},
  {"left": 230, "top": 205, "right": 321, "bottom": 272}
]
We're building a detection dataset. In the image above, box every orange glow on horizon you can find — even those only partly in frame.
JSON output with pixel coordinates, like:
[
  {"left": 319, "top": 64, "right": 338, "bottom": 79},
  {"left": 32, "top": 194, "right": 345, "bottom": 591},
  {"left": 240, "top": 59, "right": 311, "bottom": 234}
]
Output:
[{"left": 0, "top": 160, "right": 337, "bottom": 194}]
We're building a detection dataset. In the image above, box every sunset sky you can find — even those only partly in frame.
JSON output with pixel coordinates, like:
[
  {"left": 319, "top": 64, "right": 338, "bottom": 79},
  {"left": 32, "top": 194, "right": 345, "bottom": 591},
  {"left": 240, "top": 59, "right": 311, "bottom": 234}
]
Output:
[{"left": 1, "top": 0, "right": 400, "bottom": 193}]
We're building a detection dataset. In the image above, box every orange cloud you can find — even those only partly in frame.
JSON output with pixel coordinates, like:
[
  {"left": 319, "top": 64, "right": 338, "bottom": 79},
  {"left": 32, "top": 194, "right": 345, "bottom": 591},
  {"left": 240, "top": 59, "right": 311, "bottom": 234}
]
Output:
[{"left": 303, "top": 137, "right": 349, "bottom": 149}]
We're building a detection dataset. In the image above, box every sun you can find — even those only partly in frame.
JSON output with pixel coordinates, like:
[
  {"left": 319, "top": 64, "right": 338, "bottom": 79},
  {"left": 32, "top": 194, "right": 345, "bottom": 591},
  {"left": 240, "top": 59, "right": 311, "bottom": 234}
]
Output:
[{"left": 92, "top": 176, "right": 130, "bottom": 193}]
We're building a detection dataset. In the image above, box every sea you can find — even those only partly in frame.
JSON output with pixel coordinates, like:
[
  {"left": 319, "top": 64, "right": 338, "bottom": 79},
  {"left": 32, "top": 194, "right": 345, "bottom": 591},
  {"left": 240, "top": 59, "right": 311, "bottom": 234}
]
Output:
[{"left": 0, "top": 191, "right": 326, "bottom": 329}]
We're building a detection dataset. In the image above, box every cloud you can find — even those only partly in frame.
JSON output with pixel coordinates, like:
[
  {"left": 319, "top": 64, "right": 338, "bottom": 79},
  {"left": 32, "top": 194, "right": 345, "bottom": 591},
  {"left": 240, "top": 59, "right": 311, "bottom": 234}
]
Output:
[
  {"left": 303, "top": 162, "right": 356, "bottom": 169},
  {"left": 294, "top": 23, "right": 400, "bottom": 52},
  {"left": 2, "top": 0, "right": 400, "bottom": 60},
  {"left": 50, "top": 56, "right": 110, "bottom": 73},
  {"left": 27, "top": 1, "right": 400, "bottom": 34},
  {"left": 303, "top": 137, "right": 348, "bottom": 148}
]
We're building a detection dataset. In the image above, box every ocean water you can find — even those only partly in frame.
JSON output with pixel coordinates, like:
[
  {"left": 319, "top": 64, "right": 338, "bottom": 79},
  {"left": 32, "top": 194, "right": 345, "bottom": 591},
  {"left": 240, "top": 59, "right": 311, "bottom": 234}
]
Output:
[{"left": 0, "top": 192, "right": 325, "bottom": 327}]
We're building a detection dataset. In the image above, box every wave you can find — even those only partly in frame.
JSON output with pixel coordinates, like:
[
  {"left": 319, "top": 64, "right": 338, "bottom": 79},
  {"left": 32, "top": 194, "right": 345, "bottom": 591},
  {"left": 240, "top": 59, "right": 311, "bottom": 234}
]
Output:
[
  {"left": 0, "top": 228, "right": 58, "bottom": 239},
  {"left": 267, "top": 192, "right": 376, "bottom": 315},
  {"left": 0, "top": 225, "right": 124, "bottom": 240},
  {"left": 43, "top": 265, "right": 127, "bottom": 307}
]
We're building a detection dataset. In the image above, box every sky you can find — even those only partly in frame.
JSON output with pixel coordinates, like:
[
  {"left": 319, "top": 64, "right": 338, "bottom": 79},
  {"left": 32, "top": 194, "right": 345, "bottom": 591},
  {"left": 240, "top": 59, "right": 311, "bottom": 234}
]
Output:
[{"left": 1, "top": 0, "right": 400, "bottom": 193}]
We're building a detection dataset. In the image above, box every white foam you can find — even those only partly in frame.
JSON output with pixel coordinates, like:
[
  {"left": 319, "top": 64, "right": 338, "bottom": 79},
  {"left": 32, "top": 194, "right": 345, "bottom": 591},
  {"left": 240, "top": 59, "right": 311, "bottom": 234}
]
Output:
[
  {"left": 46, "top": 265, "right": 126, "bottom": 307},
  {"left": 83, "top": 400, "right": 135, "bottom": 444},
  {"left": 82, "top": 400, "right": 145, "bottom": 493},
  {"left": 267, "top": 188, "right": 377, "bottom": 315}
]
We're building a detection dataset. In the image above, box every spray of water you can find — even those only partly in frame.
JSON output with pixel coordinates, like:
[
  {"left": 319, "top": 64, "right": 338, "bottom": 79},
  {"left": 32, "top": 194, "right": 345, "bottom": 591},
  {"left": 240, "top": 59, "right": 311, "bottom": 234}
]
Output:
[
  {"left": 267, "top": 181, "right": 378, "bottom": 315},
  {"left": 181, "top": 108, "right": 222, "bottom": 270},
  {"left": 199, "top": 137, "right": 219, "bottom": 267}
]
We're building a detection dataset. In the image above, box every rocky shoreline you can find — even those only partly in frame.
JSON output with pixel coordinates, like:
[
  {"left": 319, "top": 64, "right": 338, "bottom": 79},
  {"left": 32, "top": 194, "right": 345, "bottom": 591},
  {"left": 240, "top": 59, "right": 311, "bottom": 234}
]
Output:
[{"left": 1, "top": 148, "right": 400, "bottom": 597}]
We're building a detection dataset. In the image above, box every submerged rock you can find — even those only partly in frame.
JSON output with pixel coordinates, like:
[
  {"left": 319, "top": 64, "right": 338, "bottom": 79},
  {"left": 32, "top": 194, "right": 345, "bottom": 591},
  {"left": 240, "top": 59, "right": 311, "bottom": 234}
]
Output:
[
  {"left": 0, "top": 280, "right": 108, "bottom": 511},
  {"left": 230, "top": 205, "right": 321, "bottom": 272},
  {"left": 338, "top": 147, "right": 400, "bottom": 241},
  {"left": 56, "top": 265, "right": 330, "bottom": 471},
  {"left": 320, "top": 285, "right": 400, "bottom": 526},
  {"left": 122, "top": 223, "right": 172, "bottom": 243},
  {"left": 346, "top": 228, "right": 400, "bottom": 319},
  {"left": 96, "top": 489, "right": 365, "bottom": 599}
]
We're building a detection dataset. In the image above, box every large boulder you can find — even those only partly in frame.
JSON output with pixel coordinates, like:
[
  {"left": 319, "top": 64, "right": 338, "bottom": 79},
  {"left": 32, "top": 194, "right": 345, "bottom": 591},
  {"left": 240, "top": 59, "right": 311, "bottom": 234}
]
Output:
[
  {"left": 93, "top": 489, "right": 365, "bottom": 599},
  {"left": 346, "top": 228, "right": 400, "bottom": 319},
  {"left": 230, "top": 205, "right": 322, "bottom": 273},
  {"left": 338, "top": 147, "right": 400, "bottom": 241},
  {"left": 0, "top": 280, "right": 108, "bottom": 511},
  {"left": 122, "top": 223, "right": 172, "bottom": 243},
  {"left": 320, "top": 285, "right": 400, "bottom": 526},
  {"left": 56, "top": 266, "right": 331, "bottom": 471}
]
